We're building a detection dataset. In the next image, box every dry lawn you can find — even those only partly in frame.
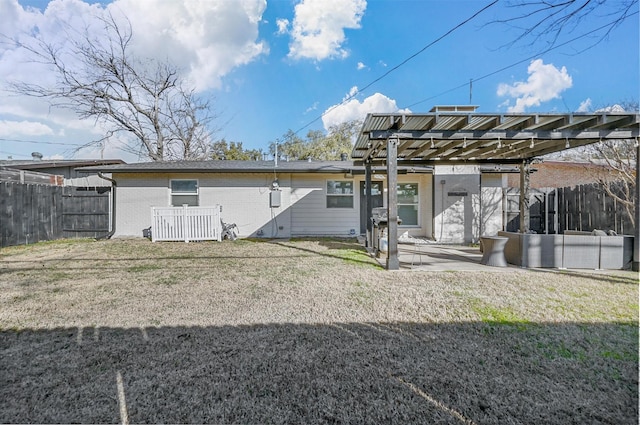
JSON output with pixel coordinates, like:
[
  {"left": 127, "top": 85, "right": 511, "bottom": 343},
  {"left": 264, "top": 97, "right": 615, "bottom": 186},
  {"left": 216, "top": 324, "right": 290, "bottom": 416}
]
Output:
[{"left": 0, "top": 237, "right": 637, "bottom": 424}]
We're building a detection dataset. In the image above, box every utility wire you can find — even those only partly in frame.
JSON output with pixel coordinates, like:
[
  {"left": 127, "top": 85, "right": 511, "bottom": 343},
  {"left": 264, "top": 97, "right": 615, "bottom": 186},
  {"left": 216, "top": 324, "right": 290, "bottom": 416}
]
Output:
[
  {"left": 0, "top": 150, "right": 30, "bottom": 158},
  {"left": 403, "top": 11, "right": 639, "bottom": 109},
  {"left": 292, "top": 0, "right": 499, "bottom": 135},
  {"left": 0, "top": 137, "right": 84, "bottom": 147}
]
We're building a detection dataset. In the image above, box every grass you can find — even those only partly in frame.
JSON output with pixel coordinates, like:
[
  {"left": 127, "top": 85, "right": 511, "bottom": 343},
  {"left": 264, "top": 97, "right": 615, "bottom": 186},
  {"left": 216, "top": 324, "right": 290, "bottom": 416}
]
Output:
[{"left": 0, "top": 238, "right": 637, "bottom": 424}]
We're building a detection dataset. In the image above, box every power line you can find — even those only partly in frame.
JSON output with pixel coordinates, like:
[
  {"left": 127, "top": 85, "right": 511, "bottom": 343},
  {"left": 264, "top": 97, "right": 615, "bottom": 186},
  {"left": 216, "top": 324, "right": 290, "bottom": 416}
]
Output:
[
  {"left": 403, "top": 11, "right": 639, "bottom": 109},
  {"left": 292, "top": 0, "right": 499, "bottom": 135},
  {"left": 0, "top": 150, "right": 30, "bottom": 158},
  {"left": 0, "top": 137, "right": 84, "bottom": 147}
]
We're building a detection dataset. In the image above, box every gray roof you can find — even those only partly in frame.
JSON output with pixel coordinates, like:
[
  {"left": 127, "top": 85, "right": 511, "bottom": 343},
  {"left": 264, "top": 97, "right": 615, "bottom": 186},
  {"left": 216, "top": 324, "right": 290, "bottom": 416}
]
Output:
[
  {"left": 78, "top": 160, "right": 433, "bottom": 174},
  {"left": 0, "top": 159, "right": 125, "bottom": 170}
]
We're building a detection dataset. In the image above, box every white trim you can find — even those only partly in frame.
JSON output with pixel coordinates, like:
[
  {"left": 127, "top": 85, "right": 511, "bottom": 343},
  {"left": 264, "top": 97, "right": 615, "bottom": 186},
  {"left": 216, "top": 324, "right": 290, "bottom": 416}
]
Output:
[
  {"left": 169, "top": 178, "right": 199, "bottom": 207},
  {"left": 398, "top": 182, "right": 420, "bottom": 227},
  {"left": 326, "top": 179, "right": 355, "bottom": 209}
]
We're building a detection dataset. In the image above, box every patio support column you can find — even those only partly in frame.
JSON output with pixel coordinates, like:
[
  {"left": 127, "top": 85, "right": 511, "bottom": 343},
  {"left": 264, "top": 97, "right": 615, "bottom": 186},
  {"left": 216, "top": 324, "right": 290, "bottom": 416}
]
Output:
[
  {"left": 633, "top": 141, "right": 639, "bottom": 271},
  {"left": 365, "top": 161, "right": 373, "bottom": 248},
  {"left": 386, "top": 137, "right": 399, "bottom": 270},
  {"left": 519, "top": 159, "right": 531, "bottom": 233}
]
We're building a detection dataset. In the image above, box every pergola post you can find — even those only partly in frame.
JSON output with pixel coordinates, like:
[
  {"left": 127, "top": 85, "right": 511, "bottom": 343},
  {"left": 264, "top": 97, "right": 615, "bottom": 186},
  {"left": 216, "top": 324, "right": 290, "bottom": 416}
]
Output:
[
  {"left": 386, "top": 137, "right": 399, "bottom": 270},
  {"left": 634, "top": 141, "right": 639, "bottom": 272},
  {"left": 519, "top": 159, "right": 531, "bottom": 233},
  {"left": 365, "top": 161, "right": 373, "bottom": 248}
]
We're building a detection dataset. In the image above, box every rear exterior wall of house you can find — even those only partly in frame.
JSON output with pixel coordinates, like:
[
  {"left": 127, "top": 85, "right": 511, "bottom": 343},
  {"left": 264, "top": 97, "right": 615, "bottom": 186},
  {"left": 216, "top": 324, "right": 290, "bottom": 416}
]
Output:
[{"left": 113, "top": 172, "right": 434, "bottom": 239}]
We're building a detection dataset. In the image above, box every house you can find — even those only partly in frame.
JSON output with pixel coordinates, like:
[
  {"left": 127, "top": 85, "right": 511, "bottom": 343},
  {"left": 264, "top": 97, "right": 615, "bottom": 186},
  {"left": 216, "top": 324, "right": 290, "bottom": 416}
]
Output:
[
  {"left": 0, "top": 153, "right": 125, "bottom": 186},
  {"left": 80, "top": 159, "right": 507, "bottom": 243},
  {"left": 506, "top": 160, "right": 609, "bottom": 189}
]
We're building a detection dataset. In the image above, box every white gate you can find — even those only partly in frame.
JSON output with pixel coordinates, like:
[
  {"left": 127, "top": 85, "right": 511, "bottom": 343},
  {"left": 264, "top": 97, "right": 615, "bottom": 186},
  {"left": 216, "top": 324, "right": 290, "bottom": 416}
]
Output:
[{"left": 151, "top": 205, "right": 222, "bottom": 242}]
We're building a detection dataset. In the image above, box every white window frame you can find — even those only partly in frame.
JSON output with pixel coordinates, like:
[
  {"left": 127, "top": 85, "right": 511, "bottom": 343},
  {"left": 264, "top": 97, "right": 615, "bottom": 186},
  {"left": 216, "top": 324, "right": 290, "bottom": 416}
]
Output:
[
  {"left": 170, "top": 179, "right": 199, "bottom": 207},
  {"left": 326, "top": 179, "right": 354, "bottom": 209},
  {"left": 397, "top": 182, "right": 420, "bottom": 227}
]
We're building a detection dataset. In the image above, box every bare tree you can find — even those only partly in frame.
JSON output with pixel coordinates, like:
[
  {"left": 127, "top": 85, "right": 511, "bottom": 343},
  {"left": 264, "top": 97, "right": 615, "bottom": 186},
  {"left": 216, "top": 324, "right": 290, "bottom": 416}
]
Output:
[
  {"left": 6, "top": 13, "right": 214, "bottom": 161},
  {"left": 589, "top": 138, "right": 637, "bottom": 227},
  {"left": 494, "top": 0, "right": 638, "bottom": 49},
  {"left": 556, "top": 101, "right": 639, "bottom": 227}
]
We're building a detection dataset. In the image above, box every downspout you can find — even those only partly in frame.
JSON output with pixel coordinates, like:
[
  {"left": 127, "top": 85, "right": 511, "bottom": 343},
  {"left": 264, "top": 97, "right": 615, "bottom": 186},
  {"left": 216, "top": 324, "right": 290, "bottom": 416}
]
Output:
[{"left": 97, "top": 172, "right": 116, "bottom": 239}]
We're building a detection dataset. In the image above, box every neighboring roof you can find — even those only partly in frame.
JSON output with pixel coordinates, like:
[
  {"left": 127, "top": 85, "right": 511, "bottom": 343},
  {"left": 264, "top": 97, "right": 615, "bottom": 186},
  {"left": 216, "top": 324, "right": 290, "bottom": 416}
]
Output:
[
  {"left": 353, "top": 112, "right": 640, "bottom": 164},
  {"left": 78, "top": 160, "right": 434, "bottom": 174},
  {"left": 0, "top": 159, "right": 125, "bottom": 171}
]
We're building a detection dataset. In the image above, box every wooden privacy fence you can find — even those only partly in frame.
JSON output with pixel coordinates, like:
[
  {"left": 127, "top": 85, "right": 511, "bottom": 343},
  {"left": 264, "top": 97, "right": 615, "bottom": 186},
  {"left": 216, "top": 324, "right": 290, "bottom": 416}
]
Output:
[
  {"left": 151, "top": 205, "right": 222, "bottom": 242},
  {"left": 557, "top": 182, "right": 634, "bottom": 235},
  {"left": 504, "top": 182, "right": 635, "bottom": 236},
  {"left": 1, "top": 181, "right": 111, "bottom": 247}
]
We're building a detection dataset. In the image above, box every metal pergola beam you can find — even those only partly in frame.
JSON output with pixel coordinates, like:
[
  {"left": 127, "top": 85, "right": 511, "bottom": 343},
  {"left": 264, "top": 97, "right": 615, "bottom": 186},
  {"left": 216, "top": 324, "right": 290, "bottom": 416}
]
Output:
[
  {"left": 386, "top": 138, "right": 399, "bottom": 270},
  {"left": 635, "top": 142, "right": 640, "bottom": 272}
]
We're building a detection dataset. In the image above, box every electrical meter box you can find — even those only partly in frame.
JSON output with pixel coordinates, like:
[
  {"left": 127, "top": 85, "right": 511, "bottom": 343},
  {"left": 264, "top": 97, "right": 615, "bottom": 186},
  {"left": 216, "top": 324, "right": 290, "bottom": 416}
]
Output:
[{"left": 270, "top": 191, "right": 281, "bottom": 208}]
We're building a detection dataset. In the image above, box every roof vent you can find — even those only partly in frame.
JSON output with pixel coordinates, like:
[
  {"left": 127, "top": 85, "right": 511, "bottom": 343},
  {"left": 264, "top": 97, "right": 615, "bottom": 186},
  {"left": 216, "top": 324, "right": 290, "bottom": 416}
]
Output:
[
  {"left": 429, "top": 105, "right": 479, "bottom": 113},
  {"left": 31, "top": 152, "right": 43, "bottom": 161}
]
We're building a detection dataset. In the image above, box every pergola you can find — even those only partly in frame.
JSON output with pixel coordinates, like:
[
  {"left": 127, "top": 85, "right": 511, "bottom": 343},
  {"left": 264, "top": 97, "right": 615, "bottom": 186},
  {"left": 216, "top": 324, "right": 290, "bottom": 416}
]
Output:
[{"left": 351, "top": 106, "right": 640, "bottom": 271}]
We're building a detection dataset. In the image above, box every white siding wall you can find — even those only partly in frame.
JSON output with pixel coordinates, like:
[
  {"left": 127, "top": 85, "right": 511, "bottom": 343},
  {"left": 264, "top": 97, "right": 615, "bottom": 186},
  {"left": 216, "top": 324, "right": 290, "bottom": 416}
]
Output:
[
  {"left": 290, "top": 174, "right": 359, "bottom": 236},
  {"left": 114, "top": 171, "right": 437, "bottom": 239},
  {"left": 199, "top": 173, "right": 292, "bottom": 238},
  {"left": 116, "top": 173, "right": 169, "bottom": 237},
  {"left": 114, "top": 172, "right": 292, "bottom": 238}
]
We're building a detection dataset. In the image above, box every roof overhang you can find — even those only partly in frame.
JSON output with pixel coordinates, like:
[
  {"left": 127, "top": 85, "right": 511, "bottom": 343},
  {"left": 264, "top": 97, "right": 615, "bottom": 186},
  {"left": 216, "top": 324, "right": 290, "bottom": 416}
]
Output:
[
  {"left": 352, "top": 112, "right": 640, "bottom": 165},
  {"left": 77, "top": 160, "right": 434, "bottom": 174}
]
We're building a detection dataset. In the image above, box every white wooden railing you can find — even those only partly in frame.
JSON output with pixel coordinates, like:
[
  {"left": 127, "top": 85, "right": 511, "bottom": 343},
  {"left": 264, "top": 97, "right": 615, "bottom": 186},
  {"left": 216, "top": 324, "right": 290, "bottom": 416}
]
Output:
[{"left": 151, "top": 205, "right": 222, "bottom": 242}]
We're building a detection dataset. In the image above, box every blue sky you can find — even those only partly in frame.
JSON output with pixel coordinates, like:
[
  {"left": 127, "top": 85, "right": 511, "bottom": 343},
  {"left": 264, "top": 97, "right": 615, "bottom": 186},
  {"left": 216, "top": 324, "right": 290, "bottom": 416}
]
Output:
[{"left": 0, "top": 0, "right": 638, "bottom": 161}]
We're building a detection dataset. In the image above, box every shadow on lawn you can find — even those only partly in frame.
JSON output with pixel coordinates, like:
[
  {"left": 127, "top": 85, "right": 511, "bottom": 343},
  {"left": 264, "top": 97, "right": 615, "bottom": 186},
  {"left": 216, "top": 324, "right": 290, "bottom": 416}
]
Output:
[
  {"left": 526, "top": 267, "right": 640, "bottom": 286},
  {"left": 0, "top": 239, "right": 380, "bottom": 272},
  {"left": 1, "top": 321, "right": 637, "bottom": 424}
]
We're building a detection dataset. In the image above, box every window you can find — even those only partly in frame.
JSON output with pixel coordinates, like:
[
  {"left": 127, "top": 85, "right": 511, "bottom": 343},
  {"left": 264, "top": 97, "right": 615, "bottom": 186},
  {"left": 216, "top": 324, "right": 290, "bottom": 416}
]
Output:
[
  {"left": 326, "top": 180, "right": 354, "bottom": 208},
  {"left": 170, "top": 179, "right": 199, "bottom": 206},
  {"left": 397, "top": 183, "right": 419, "bottom": 226}
]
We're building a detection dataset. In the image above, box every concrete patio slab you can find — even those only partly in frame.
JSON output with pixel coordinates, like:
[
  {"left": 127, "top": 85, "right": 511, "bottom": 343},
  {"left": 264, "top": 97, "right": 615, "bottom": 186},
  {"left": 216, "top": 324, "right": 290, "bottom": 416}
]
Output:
[{"left": 375, "top": 242, "right": 523, "bottom": 272}]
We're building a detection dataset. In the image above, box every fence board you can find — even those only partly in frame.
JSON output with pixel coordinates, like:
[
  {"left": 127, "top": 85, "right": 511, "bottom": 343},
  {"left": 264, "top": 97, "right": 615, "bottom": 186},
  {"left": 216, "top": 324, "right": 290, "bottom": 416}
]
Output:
[
  {"left": 504, "top": 182, "right": 635, "bottom": 236},
  {"left": 0, "top": 181, "right": 111, "bottom": 247},
  {"left": 62, "top": 186, "right": 111, "bottom": 238},
  {"left": 557, "top": 183, "right": 634, "bottom": 235}
]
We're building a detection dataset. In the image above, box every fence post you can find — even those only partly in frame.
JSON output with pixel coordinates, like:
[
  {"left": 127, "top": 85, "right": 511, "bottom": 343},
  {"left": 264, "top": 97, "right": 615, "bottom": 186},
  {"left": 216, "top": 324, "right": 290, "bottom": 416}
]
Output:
[
  {"left": 182, "top": 204, "right": 189, "bottom": 243},
  {"left": 218, "top": 205, "right": 223, "bottom": 242},
  {"left": 150, "top": 208, "right": 156, "bottom": 242}
]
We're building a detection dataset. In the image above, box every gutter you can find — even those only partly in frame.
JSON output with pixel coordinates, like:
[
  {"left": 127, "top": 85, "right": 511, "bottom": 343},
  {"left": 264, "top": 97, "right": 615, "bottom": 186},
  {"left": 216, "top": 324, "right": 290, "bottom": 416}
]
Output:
[{"left": 97, "top": 172, "right": 116, "bottom": 239}]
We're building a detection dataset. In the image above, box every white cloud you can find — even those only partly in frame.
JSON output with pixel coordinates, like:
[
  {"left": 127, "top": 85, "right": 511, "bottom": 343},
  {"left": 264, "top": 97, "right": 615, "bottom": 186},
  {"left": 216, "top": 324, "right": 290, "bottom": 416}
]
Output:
[
  {"left": 44, "top": 154, "right": 65, "bottom": 160},
  {"left": 0, "top": 0, "right": 268, "bottom": 93},
  {"left": 113, "top": 0, "right": 268, "bottom": 91},
  {"left": 344, "top": 86, "right": 359, "bottom": 100},
  {"left": 0, "top": 0, "right": 268, "bottom": 159},
  {"left": 497, "top": 59, "right": 572, "bottom": 112},
  {"left": 596, "top": 104, "right": 626, "bottom": 113},
  {"left": 276, "top": 18, "right": 289, "bottom": 34},
  {"left": 357, "top": 62, "right": 366, "bottom": 70},
  {"left": 576, "top": 98, "right": 592, "bottom": 112},
  {"left": 0, "top": 120, "right": 55, "bottom": 137},
  {"left": 322, "top": 88, "right": 410, "bottom": 130},
  {"left": 305, "top": 101, "right": 319, "bottom": 114},
  {"left": 287, "top": 0, "right": 366, "bottom": 61}
]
